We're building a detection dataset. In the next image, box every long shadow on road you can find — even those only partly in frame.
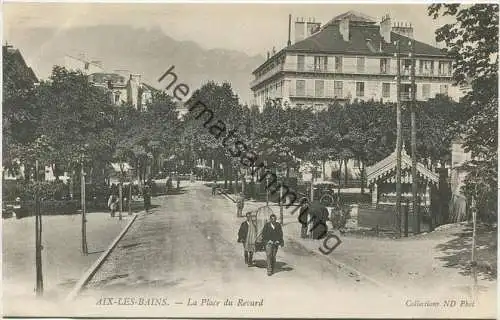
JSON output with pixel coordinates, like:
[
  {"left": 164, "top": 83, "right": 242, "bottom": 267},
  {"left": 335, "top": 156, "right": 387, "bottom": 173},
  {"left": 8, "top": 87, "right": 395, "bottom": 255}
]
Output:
[{"left": 435, "top": 224, "right": 497, "bottom": 281}]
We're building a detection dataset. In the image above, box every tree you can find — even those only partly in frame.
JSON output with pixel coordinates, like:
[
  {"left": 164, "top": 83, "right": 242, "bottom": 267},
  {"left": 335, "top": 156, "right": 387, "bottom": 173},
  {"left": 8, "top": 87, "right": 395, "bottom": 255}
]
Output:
[{"left": 428, "top": 4, "right": 498, "bottom": 221}]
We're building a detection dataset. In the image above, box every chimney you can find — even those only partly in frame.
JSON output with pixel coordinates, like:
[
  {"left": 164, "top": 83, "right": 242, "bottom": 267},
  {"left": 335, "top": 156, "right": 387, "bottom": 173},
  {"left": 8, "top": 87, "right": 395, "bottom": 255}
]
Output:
[
  {"left": 339, "top": 16, "right": 349, "bottom": 42},
  {"left": 267, "top": 51, "right": 270, "bottom": 59},
  {"left": 306, "top": 19, "right": 321, "bottom": 37},
  {"left": 295, "top": 18, "right": 306, "bottom": 42},
  {"left": 130, "top": 74, "right": 141, "bottom": 84},
  {"left": 380, "top": 14, "right": 392, "bottom": 43},
  {"left": 393, "top": 21, "right": 414, "bottom": 38},
  {"left": 287, "top": 14, "right": 292, "bottom": 46}
]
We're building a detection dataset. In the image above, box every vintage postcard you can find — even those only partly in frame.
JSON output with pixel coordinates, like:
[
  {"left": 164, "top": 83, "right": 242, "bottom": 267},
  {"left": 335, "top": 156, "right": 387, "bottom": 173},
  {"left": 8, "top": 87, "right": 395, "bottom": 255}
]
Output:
[{"left": 2, "top": 1, "right": 498, "bottom": 319}]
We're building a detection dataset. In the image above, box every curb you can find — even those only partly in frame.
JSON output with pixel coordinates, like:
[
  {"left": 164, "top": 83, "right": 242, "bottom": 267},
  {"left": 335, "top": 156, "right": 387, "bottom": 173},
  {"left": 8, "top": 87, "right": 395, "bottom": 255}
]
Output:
[{"left": 65, "top": 213, "right": 140, "bottom": 301}]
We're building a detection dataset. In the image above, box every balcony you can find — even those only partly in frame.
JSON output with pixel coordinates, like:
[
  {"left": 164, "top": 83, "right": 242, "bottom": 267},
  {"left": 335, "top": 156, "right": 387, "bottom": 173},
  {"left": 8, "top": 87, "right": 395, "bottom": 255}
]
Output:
[
  {"left": 400, "top": 92, "right": 411, "bottom": 101},
  {"left": 288, "top": 90, "right": 348, "bottom": 100}
]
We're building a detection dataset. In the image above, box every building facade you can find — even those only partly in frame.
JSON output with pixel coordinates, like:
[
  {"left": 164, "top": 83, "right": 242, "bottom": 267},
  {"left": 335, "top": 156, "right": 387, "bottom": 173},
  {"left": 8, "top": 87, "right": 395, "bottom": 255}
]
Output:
[
  {"left": 251, "top": 11, "right": 458, "bottom": 110},
  {"left": 65, "top": 55, "right": 156, "bottom": 110}
]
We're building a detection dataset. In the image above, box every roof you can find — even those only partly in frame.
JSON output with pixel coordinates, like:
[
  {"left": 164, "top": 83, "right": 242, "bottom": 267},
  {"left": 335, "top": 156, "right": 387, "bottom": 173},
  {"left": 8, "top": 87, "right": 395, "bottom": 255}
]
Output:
[
  {"left": 66, "top": 55, "right": 104, "bottom": 70},
  {"left": 324, "top": 10, "right": 377, "bottom": 26},
  {"left": 366, "top": 147, "right": 439, "bottom": 185},
  {"left": 3, "top": 45, "right": 38, "bottom": 84},
  {"left": 141, "top": 82, "right": 161, "bottom": 92},
  {"left": 88, "top": 73, "right": 126, "bottom": 84},
  {"left": 252, "top": 12, "right": 447, "bottom": 74},
  {"left": 287, "top": 23, "right": 445, "bottom": 57}
]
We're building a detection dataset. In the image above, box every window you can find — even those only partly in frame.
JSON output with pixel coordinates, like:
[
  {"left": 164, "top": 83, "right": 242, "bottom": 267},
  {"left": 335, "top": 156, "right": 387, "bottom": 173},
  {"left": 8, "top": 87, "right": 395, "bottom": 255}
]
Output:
[
  {"left": 335, "top": 56, "right": 343, "bottom": 72},
  {"left": 357, "top": 57, "right": 365, "bottom": 73},
  {"left": 353, "top": 159, "right": 361, "bottom": 168},
  {"left": 380, "top": 58, "right": 390, "bottom": 74},
  {"left": 296, "top": 80, "right": 306, "bottom": 96},
  {"left": 334, "top": 81, "right": 343, "bottom": 97},
  {"left": 402, "top": 59, "right": 412, "bottom": 75},
  {"left": 356, "top": 82, "right": 365, "bottom": 97},
  {"left": 315, "top": 80, "right": 325, "bottom": 97},
  {"left": 114, "top": 93, "right": 120, "bottom": 103},
  {"left": 438, "top": 61, "right": 451, "bottom": 76},
  {"left": 297, "top": 55, "right": 305, "bottom": 71},
  {"left": 439, "top": 84, "right": 449, "bottom": 95},
  {"left": 382, "top": 83, "right": 391, "bottom": 98},
  {"left": 422, "top": 84, "right": 430, "bottom": 99},
  {"left": 314, "top": 56, "right": 328, "bottom": 71},
  {"left": 420, "top": 60, "right": 434, "bottom": 75}
]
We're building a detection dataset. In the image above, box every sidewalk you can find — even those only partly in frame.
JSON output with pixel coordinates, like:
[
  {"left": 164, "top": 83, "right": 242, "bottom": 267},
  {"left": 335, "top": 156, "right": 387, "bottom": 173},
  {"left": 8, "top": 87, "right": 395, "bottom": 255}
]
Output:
[
  {"left": 2, "top": 211, "right": 131, "bottom": 303},
  {"left": 222, "top": 191, "right": 497, "bottom": 303}
]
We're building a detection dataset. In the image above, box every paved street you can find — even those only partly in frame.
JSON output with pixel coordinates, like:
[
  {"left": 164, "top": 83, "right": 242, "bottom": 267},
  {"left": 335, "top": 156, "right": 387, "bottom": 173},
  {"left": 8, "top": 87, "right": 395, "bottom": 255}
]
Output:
[
  {"left": 34, "top": 182, "right": 487, "bottom": 318},
  {"left": 62, "top": 182, "right": 390, "bottom": 317}
]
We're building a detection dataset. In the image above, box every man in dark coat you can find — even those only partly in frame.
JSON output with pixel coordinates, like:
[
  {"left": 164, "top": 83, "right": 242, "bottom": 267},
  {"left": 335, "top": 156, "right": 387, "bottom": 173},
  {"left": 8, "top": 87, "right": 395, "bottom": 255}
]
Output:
[
  {"left": 307, "top": 200, "right": 329, "bottom": 239},
  {"left": 262, "top": 214, "right": 284, "bottom": 276},
  {"left": 237, "top": 212, "right": 258, "bottom": 267}
]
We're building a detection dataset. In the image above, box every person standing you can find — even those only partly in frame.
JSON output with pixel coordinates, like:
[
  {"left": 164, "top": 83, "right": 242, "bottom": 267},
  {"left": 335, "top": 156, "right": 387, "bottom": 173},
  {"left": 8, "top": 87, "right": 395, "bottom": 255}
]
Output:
[
  {"left": 107, "top": 194, "right": 118, "bottom": 217},
  {"left": 236, "top": 192, "right": 245, "bottom": 217},
  {"left": 298, "top": 197, "right": 310, "bottom": 239},
  {"left": 237, "top": 212, "right": 258, "bottom": 267},
  {"left": 261, "top": 214, "right": 284, "bottom": 276}
]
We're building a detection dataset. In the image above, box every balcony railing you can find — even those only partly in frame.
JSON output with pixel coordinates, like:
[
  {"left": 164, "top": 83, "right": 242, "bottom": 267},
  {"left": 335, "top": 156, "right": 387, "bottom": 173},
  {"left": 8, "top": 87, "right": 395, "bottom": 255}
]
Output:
[
  {"left": 252, "top": 62, "right": 453, "bottom": 87},
  {"left": 400, "top": 92, "right": 411, "bottom": 101}
]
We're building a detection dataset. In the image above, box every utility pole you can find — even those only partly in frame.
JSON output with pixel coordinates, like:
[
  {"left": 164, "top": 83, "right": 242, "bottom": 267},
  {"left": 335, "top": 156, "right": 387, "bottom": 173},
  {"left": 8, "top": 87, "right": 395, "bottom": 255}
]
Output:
[
  {"left": 128, "top": 178, "right": 132, "bottom": 216},
  {"left": 409, "top": 39, "right": 419, "bottom": 234},
  {"left": 279, "top": 182, "right": 284, "bottom": 225},
  {"left": 395, "top": 40, "right": 403, "bottom": 237},
  {"left": 310, "top": 167, "right": 315, "bottom": 202},
  {"left": 80, "top": 157, "right": 88, "bottom": 255},
  {"left": 35, "top": 160, "right": 44, "bottom": 296},
  {"left": 118, "top": 180, "right": 123, "bottom": 220},
  {"left": 266, "top": 174, "right": 270, "bottom": 206},
  {"left": 471, "top": 191, "right": 478, "bottom": 300}
]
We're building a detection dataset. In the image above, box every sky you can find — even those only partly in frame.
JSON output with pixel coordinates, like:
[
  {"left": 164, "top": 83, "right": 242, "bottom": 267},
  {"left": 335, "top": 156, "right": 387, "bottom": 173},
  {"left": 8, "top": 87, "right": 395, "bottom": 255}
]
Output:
[{"left": 3, "top": 2, "right": 454, "bottom": 57}]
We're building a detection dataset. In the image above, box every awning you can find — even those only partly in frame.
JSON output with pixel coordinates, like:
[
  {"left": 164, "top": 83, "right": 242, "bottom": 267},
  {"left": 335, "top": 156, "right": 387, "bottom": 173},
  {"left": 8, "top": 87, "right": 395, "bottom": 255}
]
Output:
[
  {"left": 111, "top": 162, "right": 132, "bottom": 172},
  {"left": 366, "top": 148, "right": 439, "bottom": 185}
]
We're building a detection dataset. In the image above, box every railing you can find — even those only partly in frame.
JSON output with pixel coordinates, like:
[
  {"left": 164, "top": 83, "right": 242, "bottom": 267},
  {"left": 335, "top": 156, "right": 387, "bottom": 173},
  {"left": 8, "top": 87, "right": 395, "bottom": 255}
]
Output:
[
  {"left": 400, "top": 92, "right": 411, "bottom": 101},
  {"left": 252, "top": 63, "right": 453, "bottom": 87}
]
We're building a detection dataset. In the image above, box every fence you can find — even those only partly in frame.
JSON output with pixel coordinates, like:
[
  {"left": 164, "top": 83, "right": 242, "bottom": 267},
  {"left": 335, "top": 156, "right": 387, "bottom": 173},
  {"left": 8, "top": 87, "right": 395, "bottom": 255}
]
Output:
[{"left": 358, "top": 203, "right": 430, "bottom": 234}]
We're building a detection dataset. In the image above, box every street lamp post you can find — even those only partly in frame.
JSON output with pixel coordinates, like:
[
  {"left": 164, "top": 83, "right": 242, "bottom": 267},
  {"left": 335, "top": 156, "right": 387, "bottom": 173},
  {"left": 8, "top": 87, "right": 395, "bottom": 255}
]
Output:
[
  {"left": 395, "top": 40, "right": 403, "bottom": 238},
  {"left": 409, "top": 39, "right": 419, "bottom": 234},
  {"left": 35, "top": 159, "right": 44, "bottom": 296},
  {"left": 80, "top": 155, "right": 88, "bottom": 255},
  {"left": 118, "top": 172, "right": 123, "bottom": 221},
  {"left": 266, "top": 174, "right": 270, "bottom": 206},
  {"left": 279, "top": 182, "right": 284, "bottom": 225}
]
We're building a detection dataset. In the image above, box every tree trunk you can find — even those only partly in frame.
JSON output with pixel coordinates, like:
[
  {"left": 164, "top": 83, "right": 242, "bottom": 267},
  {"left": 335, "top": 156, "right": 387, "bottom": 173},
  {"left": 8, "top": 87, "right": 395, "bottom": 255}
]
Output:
[
  {"left": 322, "top": 160, "right": 326, "bottom": 180},
  {"left": 241, "top": 170, "right": 246, "bottom": 196},
  {"left": 344, "top": 159, "right": 348, "bottom": 186},
  {"left": 338, "top": 159, "right": 343, "bottom": 198},
  {"left": 224, "top": 164, "right": 228, "bottom": 189},
  {"left": 234, "top": 168, "right": 239, "bottom": 194},
  {"left": 229, "top": 166, "right": 233, "bottom": 191},
  {"left": 360, "top": 160, "right": 365, "bottom": 194}
]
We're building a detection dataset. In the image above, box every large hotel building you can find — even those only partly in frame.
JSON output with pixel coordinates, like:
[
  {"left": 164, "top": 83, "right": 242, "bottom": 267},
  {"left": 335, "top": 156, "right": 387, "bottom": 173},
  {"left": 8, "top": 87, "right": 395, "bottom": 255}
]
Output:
[{"left": 251, "top": 11, "right": 460, "bottom": 110}]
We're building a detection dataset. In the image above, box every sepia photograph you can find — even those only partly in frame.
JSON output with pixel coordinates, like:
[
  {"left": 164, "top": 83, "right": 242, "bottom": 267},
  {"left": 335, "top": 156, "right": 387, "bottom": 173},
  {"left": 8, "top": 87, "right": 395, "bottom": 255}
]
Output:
[{"left": 2, "top": 1, "right": 498, "bottom": 319}]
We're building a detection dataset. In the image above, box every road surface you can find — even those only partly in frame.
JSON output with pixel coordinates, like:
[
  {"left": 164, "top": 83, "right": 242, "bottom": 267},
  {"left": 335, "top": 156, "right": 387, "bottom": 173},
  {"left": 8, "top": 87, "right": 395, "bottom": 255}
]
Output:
[{"left": 33, "top": 183, "right": 490, "bottom": 318}]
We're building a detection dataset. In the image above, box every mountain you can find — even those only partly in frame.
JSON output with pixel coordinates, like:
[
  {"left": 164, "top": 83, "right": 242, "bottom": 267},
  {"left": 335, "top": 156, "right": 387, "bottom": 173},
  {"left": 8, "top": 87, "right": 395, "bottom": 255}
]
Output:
[{"left": 5, "top": 25, "right": 265, "bottom": 103}]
